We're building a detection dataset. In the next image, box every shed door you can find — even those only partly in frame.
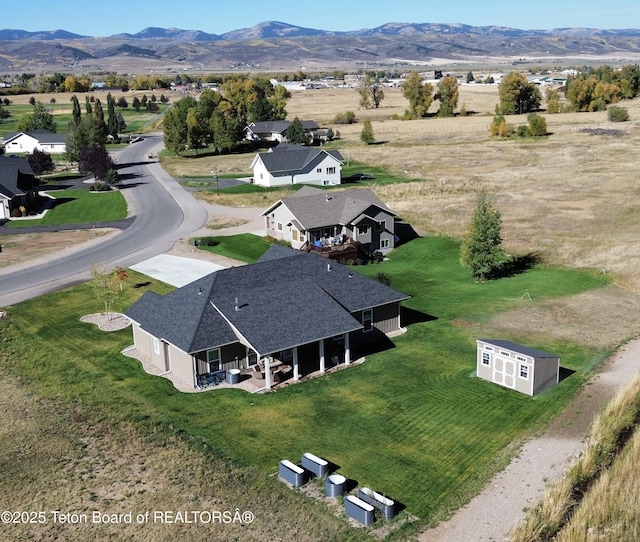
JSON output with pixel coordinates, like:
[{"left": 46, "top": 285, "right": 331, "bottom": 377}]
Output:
[{"left": 493, "top": 356, "right": 516, "bottom": 389}]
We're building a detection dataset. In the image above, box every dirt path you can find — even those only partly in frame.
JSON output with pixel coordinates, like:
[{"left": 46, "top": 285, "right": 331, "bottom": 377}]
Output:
[{"left": 422, "top": 338, "right": 640, "bottom": 541}]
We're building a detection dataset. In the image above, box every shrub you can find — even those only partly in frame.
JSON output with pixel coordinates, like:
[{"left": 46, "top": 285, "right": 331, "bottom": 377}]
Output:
[
  {"left": 489, "top": 115, "right": 511, "bottom": 137},
  {"left": 608, "top": 105, "right": 629, "bottom": 122},
  {"left": 516, "top": 125, "right": 531, "bottom": 137},
  {"left": 527, "top": 113, "right": 547, "bottom": 136},
  {"left": 11, "top": 208, "right": 22, "bottom": 218},
  {"left": 333, "top": 111, "right": 356, "bottom": 124}
]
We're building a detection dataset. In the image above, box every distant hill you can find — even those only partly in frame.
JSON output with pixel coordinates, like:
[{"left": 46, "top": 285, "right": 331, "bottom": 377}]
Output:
[{"left": 1, "top": 21, "right": 640, "bottom": 73}]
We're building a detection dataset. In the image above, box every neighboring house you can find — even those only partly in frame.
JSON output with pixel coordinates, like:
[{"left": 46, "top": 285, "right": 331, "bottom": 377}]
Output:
[
  {"left": 125, "top": 245, "right": 410, "bottom": 391},
  {"left": 245, "top": 120, "right": 320, "bottom": 144},
  {"left": 251, "top": 144, "right": 343, "bottom": 188},
  {"left": 262, "top": 186, "right": 398, "bottom": 255},
  {"left": 476, "top": 339, "right": 560, "bottom": 396},
  {"left": 0, "top": 156, "right": 39, "bottom": 219},
  {"left": 2, "top": 129, "right": 66, "bottom": 155}
]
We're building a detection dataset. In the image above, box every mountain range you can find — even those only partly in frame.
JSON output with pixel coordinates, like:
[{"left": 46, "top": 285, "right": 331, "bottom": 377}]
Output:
[{"left": 2, "top": 21, "right": 640, "bottom": 73}]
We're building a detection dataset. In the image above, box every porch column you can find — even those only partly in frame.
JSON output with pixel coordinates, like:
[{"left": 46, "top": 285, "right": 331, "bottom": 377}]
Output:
[
  {"left": 344, "top": 333, "right": 351, "bottom": 365},
  {"left": 192, "top": 356, "right": 198, "bottom": 389},
  {"left": 293, "top": 347, "right": 300, "bottom": 381},
  {"left": 319, "top": 339, "right": 326, "bottom": 374},
  {"left": 264, "top": 356, "right": 272, "bottom": 389}
]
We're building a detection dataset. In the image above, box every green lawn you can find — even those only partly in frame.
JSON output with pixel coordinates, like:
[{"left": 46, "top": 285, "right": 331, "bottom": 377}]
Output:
[
  {"left": 5, "top": 188, "right": 127, "bottom": 227},
  {"left": 0, "top": 237, "right": 610, "bottom": 528},
  {"left": 192, "top": 233, "right": 274, "bottom": 263}
]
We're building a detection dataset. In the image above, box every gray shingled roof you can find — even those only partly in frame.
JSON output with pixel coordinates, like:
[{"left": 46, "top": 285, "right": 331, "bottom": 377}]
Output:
[
  {"left": 263, "top": 187, "right": 395, "bottom": 230},
  {"left": 0, "top": 156, "right": 36, "bottom": 198},
  {"left": 478, "top": 339, "right": 559, "bottom": 359},
  {"left": 256, "top": 146, "right": 343, "bottom": 175},
  {"left": 246, "top": 120, "right": 320, "bottom": 136},
  {"left": 3, "top": 129, "right": 65, "bottom": 145},
  {"left": 126, "top": 246, "right": 409, "bottom": 357}
]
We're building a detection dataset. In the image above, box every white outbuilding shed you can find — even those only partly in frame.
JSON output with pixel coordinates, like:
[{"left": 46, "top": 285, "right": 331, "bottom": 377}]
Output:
[{"left": 476, "top": 339, "right": 560, "bottom": 396}]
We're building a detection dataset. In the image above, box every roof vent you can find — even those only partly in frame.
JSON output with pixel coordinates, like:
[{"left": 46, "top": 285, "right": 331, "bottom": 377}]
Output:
[
  {"left": 327, "top": 263, "right": 332, "bottom": 272},
  {"left": 234, "top": 297, "right": 241, "bottom": 311},
  {"left": 198, "top": 287, "right": 203, "bottom": 295},
  {"left": 325, "top": 194, "right": 331, "bottom": 202},
  {"left": 348, "top": 271, "right": 354, "bottom": 278}
]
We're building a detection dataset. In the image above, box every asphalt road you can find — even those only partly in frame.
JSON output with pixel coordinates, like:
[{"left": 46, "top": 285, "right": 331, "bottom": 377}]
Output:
[{"left": 0, "top": 134, "right": 208, "bottom": 306}]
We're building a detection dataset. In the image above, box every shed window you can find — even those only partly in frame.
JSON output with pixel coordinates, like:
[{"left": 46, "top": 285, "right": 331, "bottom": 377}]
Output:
[
  {"left": 516, "top": 356, "right": 526, "bottom": 362},
  {"left": 500, "top": 351, "right": 511, "bottom": 357},
  {"left": 519, "top": 364, "right": 529, "bottom": 379},
  {"left": 482, "top": 352, "right": 490, "bottom": 366},
  {"left": 485, "top": 346, "right": 493, "bottom": 351}
]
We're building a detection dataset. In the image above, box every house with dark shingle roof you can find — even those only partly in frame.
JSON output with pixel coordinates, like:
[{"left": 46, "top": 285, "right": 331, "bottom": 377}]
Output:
[
  {"left": 125, "top": 245, "right": 409, "bottom": 391},
  {"left": 0, "top": 156, "right": 39, "bottom": 219},
  {"left": 262, "top": 186, "right": 398, "bottom": 255},
  {"left": 2, "top": 129, "right": 66, "bottom": 154},
  {"left": 245, "top": 120, "right": 320, "bottom": 144},
  {"left": 251, "top": 144, "right": 343, "bottom": 188}
]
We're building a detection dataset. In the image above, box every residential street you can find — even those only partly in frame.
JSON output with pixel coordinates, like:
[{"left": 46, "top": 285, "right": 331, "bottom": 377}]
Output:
[{"left": 0, "top": 134, "right": 207, "bottom": 306}]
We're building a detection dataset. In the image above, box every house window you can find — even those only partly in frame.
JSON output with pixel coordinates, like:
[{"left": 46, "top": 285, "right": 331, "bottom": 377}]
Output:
[
  {"left": 362, "top": 309, "right": 373, "bottom": 332},
  {"left": 519, "top": 364, "right": 529, "bottom": 379},
  {"left": 292, "top": 229, "right": 299, "bottom": 241},
  {"left": 300, "top": 233, "right": 305, "bottom": 242},
  {"left": 500, "top": 351, "right": 511, "bottom": 357},
  {"left": 358, "top": 224, "right": 368, "bottom": 235},
  {"left": 375, "top": 220, "right": 386, "bottom": 231},
  {"left": 317, "top": 167, "right": 322, "bottom": 173},
  {"left": 485, "top": 346, "right": 494, "bottom": 351},
  {"left": 247, "top": 350, "right": 258, "bottom": 367},
  {"left": 516, "top": 356, "right": 526, "bottom": 362},
  {"left": 260, "top": 173, "right": 264, "bottom": 179},
  {"left": 153, "top": 337, "right": 160, "bottom": 355},
  {"left": 277, "top": 222, "right": 283, "bottom": 231},
  {"left": 482, "top": 352, "right": 490, "bottom": 366},
  {"left": 206, "top": 348, "right": 221, "bottom": 372},
  {"left": 380, "top": 239, "right": 390, "bottom": 249},
  {"left": 323, "top": 180, "right": 330, "bottom": 186},
  {"left": 326, "top": 166, "right": 336, "bottom": 175}
]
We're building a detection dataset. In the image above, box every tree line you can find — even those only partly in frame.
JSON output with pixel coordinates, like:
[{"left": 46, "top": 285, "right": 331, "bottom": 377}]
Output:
[{"left": 162, "top": 77, "right": 290, "bottom": 155}]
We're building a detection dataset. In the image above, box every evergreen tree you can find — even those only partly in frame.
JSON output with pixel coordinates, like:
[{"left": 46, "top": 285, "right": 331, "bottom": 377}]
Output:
[
  {"left": 285, "top": 117, "right": 307, "bottom": 145},
  {"left": 360, "top": 119, "right": 375, "bottom": 145},
  {"left": 106, "top": 93, "right": 118, "bottom": 140},
  {"left": 460, "top": 189, "right": 506, "bottom": 281},
  {"left": 71, "top": 95, "right": 81, "bottom": 124},
  {"left": 85, "top": 96, "right": 92, "bottom": 116},
  {"left": 132, "top": 96, "right": 141, "bottom": 112}
]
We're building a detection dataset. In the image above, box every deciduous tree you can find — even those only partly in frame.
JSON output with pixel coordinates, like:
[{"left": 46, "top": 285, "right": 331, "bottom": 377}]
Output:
[
  {"left": 360, "top": 119, "right": 375, "bottom": 145},
  {"left": 498, "top": 71, "right": 541, "bottom": 114},
  {"left": 401, "top": 72, "right": 434, "bottom": 119},
  {"left": 27, "top": 149, "right": 55, "bottom": 176},
  {"left": 357, "top": 76, "right": 385, "bottom": 109},
  {"left": 17, "top": 102, "right": 56, "bottom": 133},
  {"left": 435, "top": 76, "right": 459, "bottom": 117}
]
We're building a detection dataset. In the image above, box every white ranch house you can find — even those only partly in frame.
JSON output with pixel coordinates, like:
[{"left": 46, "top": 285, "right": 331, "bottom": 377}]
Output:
[
  {"left": 2, "top": 129, "right": 66, "bottom": 154},
  {"left": 251, "top": 144, "right": 343, "bottom": 188}
]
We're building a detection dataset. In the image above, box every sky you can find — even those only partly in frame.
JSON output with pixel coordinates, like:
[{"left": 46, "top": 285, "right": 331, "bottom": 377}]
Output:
[{"left": 2, "top": 0, "right": 640, "bottom": 36}]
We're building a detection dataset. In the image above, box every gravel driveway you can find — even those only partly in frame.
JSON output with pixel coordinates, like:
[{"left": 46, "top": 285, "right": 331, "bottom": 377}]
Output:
[{"left": 421, "top": 338, "right": 640, "bottom": 541}]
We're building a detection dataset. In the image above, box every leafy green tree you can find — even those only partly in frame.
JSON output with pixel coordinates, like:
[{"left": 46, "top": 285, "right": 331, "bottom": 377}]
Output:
[
  {"left": 460, "top": 189, "right": 506, "bottom": 282},
  {"left": 435, "top": 76, "right": 459, "bottom": 117},
  {"left": 17, "top": 102, "right": 56, "bottom": 132},
  {"left": 527, "top": 113, "right": 547, "bottom": 136},
  {"left": 545, "top": 88, "right": 560, "bottom": 114},
  {"left": 498, "top": 71, "right": 541, "bottom": 114},
  {"left": 90, "top": 264, "right": 120, "bottom": 320},
  {"left": 186, "top": 107, "right": 207, "bottom": 154},
  {"left": 269, "top": 85, "right": 290, "bottom": 120},
  {"left": 162, "top": 96, "right": 197, "bottom": 155},
  {"left": 210, "top": 111, "right": 241, "bottom": 154},
  {"left": 360, "top": 119, "right": 375, "bottom": 145},
  {"left": 402, "top": 71, "right": 434, "bottom": 119},
  {"left": 357, "top": 76, "right": 385, "bottom": 109},
  {"left": 285, "top": 117, "right": 307, "bottom": 145}
]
